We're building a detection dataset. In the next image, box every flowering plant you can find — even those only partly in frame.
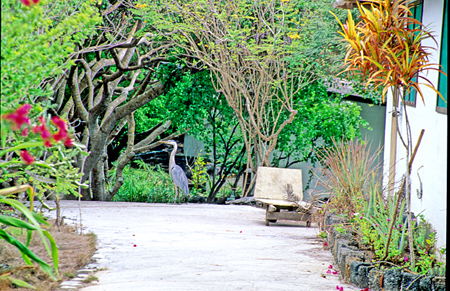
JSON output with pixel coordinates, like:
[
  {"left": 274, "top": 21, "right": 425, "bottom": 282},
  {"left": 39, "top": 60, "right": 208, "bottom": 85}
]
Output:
[{"left": 1, "top": 104, "right": 87, "bottom": 201}]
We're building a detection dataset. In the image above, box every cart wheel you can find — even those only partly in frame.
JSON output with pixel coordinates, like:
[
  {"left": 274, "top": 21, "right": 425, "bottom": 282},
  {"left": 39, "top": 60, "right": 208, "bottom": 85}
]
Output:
[
  {"left": 306, "top": 221, "right": 311, "bottom": 227},
  {"left": 268, "top": 219, "right": 277, "bottom": 223}
]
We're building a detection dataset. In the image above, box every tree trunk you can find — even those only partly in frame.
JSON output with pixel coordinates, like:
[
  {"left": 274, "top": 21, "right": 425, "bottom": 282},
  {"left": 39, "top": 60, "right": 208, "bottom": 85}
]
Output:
[{"left": 91, "top": 155, "right": 107, "bottom": 201}]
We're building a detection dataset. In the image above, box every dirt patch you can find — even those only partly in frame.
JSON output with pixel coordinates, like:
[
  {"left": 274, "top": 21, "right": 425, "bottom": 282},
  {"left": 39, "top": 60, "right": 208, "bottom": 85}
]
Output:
[{"left": 0, "top": 220, "right": 96, "bottom": 291}]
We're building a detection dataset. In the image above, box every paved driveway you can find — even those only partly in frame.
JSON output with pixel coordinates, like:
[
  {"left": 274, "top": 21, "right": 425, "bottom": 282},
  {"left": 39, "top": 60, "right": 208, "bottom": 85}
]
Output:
[{"left": 56, "top": 200, "right": 359, "bottom": 291}]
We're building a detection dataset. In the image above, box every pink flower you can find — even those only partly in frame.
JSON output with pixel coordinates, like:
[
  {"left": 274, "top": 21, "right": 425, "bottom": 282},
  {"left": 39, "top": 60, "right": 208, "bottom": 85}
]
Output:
[
  {"left": 404, "top": 257, "right": 409, "bottom": 262},
  {"left": 399, "top": 224, "right": 402, "bottom": 228},
  {"left": 374, "top": 224, "right": 378, "bottom": 227},
  {"left": 327, "top": 270, "right": 332, "bottom": 274},
  {"left": 20, "top": 150, "right": 34, "bottom": 165},
  {"left": 387, "top": 218, "right": 391, "bottom": 221},
  {"left": 2, "top": 104, "right": 31, "bottom": 130},
  {"left": 336, "top": 286, "right": 344, "bottom": 291},
  {"left": 333, "top": 271, "right": 338, "bottom": 275},
  {"left": 359, "top": 216, "right": 363, "bottom": 219},
  {"left": 323, "top": 242, "right": 328, "bottom": 247},
  {"left": 328, "top": 265, "right": 333, "bottom": 269}
]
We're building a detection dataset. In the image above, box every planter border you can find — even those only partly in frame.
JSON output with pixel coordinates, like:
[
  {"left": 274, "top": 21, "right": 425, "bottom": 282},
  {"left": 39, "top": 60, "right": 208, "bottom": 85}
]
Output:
[{"left": 324, "top": 215, "right": 446, "bottom": 291}]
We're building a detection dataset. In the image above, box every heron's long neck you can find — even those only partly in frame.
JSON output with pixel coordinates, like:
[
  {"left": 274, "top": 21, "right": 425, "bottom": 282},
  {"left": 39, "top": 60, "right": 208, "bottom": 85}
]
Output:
[{"left": 169, "top": 145, "right": 177, "bottom": 170}]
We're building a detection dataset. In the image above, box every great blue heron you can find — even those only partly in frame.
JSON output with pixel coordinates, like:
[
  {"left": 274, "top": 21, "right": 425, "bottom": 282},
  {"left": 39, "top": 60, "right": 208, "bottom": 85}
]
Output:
[{"left": 160, "top": 140, "right": 189, "bottom": 203}]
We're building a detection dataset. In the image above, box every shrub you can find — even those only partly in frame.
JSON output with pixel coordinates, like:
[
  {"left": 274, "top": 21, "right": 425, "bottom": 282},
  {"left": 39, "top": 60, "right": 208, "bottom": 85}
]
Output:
[{"left": 111, "top": 161, "right": 177, "bottom": 203}]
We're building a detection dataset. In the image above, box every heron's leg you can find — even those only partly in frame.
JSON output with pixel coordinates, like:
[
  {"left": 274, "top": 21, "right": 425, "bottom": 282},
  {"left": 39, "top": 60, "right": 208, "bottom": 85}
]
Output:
[{"left": 174, "top": 186, "right": 178, "bottom": 204}]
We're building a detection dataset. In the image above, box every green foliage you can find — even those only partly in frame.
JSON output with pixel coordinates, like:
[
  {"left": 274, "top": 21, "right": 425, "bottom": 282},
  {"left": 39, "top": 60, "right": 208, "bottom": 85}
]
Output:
[
  {"left": 136, "top": 68, "right": 246, "bottom": 201},
  {"left": 319, "top": 140, "right": 443, "bottom": 274},
  {"left": 187, "top": 152, "right": 209, "bottom": 196},
  {"left": 1, "top": 0, "right": 99, "bottom": 199},
  {"left": 356, "top": 189, "right": 407, "bottom": 262},
  {"left": 0, "top": 193, "right": 59, "bottom": 287},
  {"left": 334, "top": 224, "right": 348, "bottom": 234},
  {"left": 111, "top": 161, "right": 176, "bottom": 203},
  {"left": 272, "top": 81, "right": 371, "bottom": 172},
  {"left": 1, "top": 0, "right": 101, "bottom": 112},
  {"left": 318, "top": 231, "right": 328, "bottom": 239}
]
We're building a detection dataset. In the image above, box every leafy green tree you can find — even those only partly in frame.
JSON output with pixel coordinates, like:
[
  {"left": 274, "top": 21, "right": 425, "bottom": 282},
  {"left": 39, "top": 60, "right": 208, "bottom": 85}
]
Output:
[
  {"left": 272, "top": 81, "right": 370, "bottom": 186},
  {"left": 1, "top": 0, "right": 100, "bottom": 112},
  {"left": 163, "top": 70, "right": 247, "bottom": 202},
  {"left": 136, "top": 0, "right": 366, "bottom": 195}
]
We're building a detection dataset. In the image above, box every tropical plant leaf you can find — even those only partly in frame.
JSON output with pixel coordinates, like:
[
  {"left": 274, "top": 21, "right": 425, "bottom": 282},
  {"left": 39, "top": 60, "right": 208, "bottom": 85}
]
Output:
[
  {"left": 0, "top": 215, "right": 38, "bottom": 230},
  {"left": 0, "top": 229, "right": 57, "bottom": 280},
  {"left": 0, "top": 275, "right": 37, "bottom": 290}
]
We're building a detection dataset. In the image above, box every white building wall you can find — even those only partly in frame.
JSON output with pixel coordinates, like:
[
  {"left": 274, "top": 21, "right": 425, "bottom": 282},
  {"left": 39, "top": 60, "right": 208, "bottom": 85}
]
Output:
[{"left": 382, "top": 0, "right": 447, "bottom": 250}]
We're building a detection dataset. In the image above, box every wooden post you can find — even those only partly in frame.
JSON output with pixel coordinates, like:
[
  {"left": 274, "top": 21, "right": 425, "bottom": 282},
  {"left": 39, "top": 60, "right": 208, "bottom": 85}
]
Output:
[{"left": 388, "top": 88, "right": 399, "bottom": 196}]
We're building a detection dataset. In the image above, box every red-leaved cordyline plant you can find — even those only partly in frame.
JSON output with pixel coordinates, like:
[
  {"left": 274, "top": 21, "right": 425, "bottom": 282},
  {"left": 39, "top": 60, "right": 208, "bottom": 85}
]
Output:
[{"left": 330, "top": 0, "right": 446, "bottom": 268}]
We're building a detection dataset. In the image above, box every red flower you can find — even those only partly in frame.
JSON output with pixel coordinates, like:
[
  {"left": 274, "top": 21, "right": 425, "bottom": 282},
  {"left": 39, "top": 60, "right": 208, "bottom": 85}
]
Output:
[
  {"left": 21, "top": 128, "right": 29, "bottom": 137},
  {"left": 44, "top": 140, "right": 53, "bottom": 148},
  {"left": 63, "top": 137, "right": 73, "bottom": 147},
  {"left": 51, "top": 116, "right": 68, "bottom": 141},
  {"left": 328, "top": 265, "right": 333, "bottom": 269},
  {"left": 53, "top": 130, "right": 68, "bottom": 142},
  {"left": 333, "top": 271, "right": 338, "bottom": 275},
  {"left": 32, "top": 118, "right": 51, "bottom": 139},
  {"left": 20, "top": 0, "right": 39, "bottom": 5},
  {"left": 51, "top": 116, "right": 66, "bottom": 131},
  {"left": 323, "top": 242, "right": 328, "bottom": 246},
  {"left": 360, "top": 288, "right": 370, "bottom": 291},
  {"left": 2, "top": 104, "right": 31, "bottom": 130},
  {"left": 20, "top": 150, "right": 34, "bottom": 165}
]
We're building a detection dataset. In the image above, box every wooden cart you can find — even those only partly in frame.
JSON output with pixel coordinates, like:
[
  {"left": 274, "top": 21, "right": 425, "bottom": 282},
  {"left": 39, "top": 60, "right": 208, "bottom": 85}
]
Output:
[
  {"left": 256, "top": 199, "right": 312, "bottom": 226},
  {"left": 253, "top": 167, "right": 314, "bottom": 226}
]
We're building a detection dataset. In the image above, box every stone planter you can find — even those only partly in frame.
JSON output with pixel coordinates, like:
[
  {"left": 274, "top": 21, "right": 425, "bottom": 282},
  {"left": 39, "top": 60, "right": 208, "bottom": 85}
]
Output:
[{"left": 324, "top": 215, "right": 446, "bottom": 291}]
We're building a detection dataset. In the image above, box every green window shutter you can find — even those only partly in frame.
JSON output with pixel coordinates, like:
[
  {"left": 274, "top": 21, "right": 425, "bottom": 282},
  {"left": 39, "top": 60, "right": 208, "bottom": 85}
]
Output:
[{"left": 437, "top": 0, "right": 447, "bottom": 110}]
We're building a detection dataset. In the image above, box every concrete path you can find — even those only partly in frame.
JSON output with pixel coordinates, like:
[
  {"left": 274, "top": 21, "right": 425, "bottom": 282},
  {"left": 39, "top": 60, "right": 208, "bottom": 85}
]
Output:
[{"left": 56, "top": 200, "right": 360, "bottom": 291}]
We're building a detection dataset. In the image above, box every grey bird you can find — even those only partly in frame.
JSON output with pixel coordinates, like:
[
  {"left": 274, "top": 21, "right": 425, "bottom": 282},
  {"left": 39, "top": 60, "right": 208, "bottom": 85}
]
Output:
[{"left": 160, "top": 140, "right": 189, "bottom": 203}]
